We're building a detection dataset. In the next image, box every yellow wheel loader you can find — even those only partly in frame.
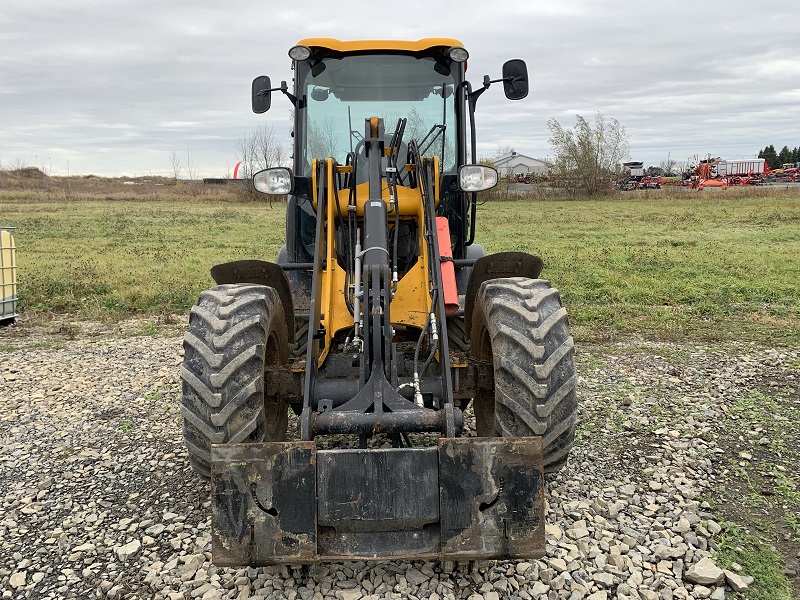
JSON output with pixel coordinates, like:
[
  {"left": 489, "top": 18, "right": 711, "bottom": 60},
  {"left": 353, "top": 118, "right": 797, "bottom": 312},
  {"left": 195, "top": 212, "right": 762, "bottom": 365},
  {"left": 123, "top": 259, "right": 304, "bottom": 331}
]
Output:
[{"left": 180, "top": 38, "right": 577, "bottom": 564}]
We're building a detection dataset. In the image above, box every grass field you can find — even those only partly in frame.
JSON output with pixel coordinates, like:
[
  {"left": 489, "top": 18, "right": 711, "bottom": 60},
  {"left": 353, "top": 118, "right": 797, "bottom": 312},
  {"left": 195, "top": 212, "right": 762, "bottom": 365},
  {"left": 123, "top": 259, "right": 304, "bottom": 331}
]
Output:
[
  {"left": 2, "top": 180, "right": 798, "bottom": 344},
  {"left": 478, "top": 188, "right": 800, "bottom": 344}
]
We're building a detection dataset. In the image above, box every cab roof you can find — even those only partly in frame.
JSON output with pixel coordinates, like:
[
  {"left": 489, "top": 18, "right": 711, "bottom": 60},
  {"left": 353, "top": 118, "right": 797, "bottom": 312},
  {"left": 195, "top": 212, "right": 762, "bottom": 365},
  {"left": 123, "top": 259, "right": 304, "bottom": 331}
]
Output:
[{"left": 295, "top": 38, "right": 465, "bottom": 54}]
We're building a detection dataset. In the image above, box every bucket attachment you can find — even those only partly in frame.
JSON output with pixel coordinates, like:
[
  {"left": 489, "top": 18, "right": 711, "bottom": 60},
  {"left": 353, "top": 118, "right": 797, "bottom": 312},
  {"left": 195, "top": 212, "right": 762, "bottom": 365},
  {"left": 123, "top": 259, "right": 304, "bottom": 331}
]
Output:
[{"left": 211, "top": 437, "right": 545, "bottom": 564}]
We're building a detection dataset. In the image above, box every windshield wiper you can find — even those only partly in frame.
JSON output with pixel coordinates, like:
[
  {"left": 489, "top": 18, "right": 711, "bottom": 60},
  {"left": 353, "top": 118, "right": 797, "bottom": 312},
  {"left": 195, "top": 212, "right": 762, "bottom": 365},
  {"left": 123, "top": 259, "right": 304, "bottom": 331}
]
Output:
[{"left": 419, "top": 124, "right": 446, "bottom": 156}]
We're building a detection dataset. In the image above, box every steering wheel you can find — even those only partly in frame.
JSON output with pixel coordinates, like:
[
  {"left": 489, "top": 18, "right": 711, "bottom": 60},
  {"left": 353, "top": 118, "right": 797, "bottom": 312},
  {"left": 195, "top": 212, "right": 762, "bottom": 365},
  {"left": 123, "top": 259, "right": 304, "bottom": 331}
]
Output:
[
  {"left": 354, "top": 138, "right": 367, "bottom": 159},
  {"left": 352, "top": 138, "right": 409, "bottom": 187}
]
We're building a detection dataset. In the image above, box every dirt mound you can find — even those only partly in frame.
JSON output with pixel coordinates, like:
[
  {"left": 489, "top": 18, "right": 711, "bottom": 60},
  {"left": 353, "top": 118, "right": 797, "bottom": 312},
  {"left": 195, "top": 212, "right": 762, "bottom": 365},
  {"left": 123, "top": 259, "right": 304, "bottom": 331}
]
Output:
[{"left": 14, "top": 167, "right": 48, "bottom": 179}]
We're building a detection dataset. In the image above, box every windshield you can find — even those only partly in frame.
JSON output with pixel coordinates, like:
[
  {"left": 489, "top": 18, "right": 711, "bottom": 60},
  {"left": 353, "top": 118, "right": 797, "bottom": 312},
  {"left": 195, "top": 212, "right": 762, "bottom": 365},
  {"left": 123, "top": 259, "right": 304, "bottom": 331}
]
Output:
[{"left": 295, "top": 54, "right": 458, "bottom": 176}]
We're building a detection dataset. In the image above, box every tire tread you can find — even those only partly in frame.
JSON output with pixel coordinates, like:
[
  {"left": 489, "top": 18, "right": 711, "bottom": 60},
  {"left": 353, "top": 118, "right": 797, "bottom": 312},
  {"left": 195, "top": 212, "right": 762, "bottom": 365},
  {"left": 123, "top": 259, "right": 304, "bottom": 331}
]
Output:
[
  {"left": 471, "top": 277, "right": 577, "bottom": 473},
  {"left": 180, "top": 284, "right": 288, "bottom": 479}
]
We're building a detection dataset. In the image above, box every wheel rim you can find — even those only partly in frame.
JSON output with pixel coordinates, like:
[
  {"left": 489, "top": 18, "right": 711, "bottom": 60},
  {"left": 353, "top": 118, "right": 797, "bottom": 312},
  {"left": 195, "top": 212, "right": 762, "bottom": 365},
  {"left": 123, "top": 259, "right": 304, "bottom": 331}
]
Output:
[
  {"left": 474, "top": 326, "right": 496, "bottom": 437},
  {"left": 263, "top": 330, "right": 288, "bottom": 440}
]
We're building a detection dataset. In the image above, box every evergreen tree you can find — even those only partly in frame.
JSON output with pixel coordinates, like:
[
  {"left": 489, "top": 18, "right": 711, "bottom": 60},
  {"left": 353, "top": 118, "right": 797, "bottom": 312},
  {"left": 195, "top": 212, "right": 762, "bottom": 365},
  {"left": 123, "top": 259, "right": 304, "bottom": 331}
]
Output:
[
  {"left": 778, "top": 145, "right": 793, "bottom": 166},
  {"left": 758, "top": 145, "right": 780, "bottom": 169}
]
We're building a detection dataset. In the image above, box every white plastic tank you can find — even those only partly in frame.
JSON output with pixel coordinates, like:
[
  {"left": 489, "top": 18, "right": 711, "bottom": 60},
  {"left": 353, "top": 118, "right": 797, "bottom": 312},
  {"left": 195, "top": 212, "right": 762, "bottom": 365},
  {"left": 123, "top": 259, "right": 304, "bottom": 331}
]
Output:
[{"left": 1, "top": 227, "right": 18, "bottom": 323}]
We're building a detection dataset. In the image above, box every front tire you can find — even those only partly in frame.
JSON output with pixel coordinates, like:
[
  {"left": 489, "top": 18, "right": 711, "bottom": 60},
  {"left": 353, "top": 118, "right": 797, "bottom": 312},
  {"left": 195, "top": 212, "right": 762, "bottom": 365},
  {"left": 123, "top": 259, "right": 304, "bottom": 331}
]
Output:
[
  {"left": 470, "top": 278, "right": 577, "bottom": 472},
  {"left": 180, "top": 284, "right": 289, "bottom": 478}
]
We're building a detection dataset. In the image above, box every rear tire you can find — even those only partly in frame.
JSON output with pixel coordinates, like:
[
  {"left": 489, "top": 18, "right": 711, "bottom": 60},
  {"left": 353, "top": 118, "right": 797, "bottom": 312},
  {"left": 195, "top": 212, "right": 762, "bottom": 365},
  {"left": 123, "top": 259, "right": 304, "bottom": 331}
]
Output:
[
  {"left": 180, "top": 284, "right": 289, "bottom": 478},
  {"left": 470, "top": 278, "right": 577, "bottom": 473}
]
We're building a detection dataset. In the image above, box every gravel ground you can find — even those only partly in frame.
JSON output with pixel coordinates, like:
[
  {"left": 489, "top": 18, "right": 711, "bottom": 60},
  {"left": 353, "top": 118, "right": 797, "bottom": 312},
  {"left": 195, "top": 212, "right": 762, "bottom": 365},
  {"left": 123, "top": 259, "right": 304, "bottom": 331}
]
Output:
[{"left": 1, "top": 319, "right": 798, "bottom": 600}]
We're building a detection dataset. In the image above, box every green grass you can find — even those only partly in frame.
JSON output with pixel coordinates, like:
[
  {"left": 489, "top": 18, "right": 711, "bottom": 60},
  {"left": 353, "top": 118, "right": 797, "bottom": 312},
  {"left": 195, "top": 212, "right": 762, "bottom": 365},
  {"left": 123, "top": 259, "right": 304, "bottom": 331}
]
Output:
[
  {"left": 786, "top": 513, "right": 800, "bottom": 540},
  {"left": 475, "top": 191, "right": 800, "bottom": 343},
  {"left": 3, "top": 193, "right": 285, "bottom": 317},
  {"left": 715, "top": 520, "right": 795, "bottom": 600},
  {"left": 2, "top": 186, "right": 799, "bottom": 343},
  {"left": 713, "top": 387, "right": 800, "bottom": 598}
]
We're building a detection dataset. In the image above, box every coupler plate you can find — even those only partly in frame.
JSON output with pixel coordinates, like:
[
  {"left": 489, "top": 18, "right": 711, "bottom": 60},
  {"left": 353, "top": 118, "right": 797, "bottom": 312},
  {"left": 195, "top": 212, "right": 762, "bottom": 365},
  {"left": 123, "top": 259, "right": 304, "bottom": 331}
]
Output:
[{"left": 210, "top": 437, "right": 545, "bottom": 565}]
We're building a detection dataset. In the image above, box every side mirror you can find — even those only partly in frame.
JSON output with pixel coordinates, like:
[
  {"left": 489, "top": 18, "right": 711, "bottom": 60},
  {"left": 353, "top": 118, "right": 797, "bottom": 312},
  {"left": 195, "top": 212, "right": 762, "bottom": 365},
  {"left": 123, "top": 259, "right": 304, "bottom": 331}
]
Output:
[
  {"left": 310, "top": 86, "right": 330, "bottom": 102},
  {"left": 252, "top": 76, "right": 272, "bottom": 114},
  {"left": 502, "top": 59, "right": 528, "bottom": 101}
]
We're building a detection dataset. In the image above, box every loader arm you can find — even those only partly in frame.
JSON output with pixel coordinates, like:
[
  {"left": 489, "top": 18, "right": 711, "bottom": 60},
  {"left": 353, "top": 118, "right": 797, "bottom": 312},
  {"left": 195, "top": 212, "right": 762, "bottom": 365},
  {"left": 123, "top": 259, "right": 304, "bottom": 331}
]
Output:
[{"left": 300, "top": 117, "right": 457, "bottom": 439}]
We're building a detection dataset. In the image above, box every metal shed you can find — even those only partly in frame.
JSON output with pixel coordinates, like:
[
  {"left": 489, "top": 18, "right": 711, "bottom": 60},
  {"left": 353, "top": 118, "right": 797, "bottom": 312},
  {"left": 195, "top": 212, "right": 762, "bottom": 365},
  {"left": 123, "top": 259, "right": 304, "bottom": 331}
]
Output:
[{"left": 494, "top": 151, "right": 549, "bottom": 176}]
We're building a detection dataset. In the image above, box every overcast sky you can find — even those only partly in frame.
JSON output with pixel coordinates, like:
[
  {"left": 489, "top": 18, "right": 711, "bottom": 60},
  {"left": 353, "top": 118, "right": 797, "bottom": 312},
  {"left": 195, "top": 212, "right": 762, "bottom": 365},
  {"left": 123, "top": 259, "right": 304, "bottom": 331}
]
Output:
[{"left": 2, "top": 0, "right": 798, "bottom": 177}]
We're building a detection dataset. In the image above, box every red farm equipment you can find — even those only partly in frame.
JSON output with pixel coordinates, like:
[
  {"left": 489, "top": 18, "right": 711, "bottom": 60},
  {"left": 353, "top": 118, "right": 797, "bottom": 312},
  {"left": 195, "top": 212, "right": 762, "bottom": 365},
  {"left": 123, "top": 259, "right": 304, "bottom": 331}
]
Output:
[{"left": 684, "top": 156, "right": 772, "bottom": 188}]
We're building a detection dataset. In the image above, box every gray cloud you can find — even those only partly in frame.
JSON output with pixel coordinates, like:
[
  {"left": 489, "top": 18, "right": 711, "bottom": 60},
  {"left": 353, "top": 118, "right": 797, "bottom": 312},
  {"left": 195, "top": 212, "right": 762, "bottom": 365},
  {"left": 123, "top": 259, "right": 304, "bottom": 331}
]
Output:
[{"left": 1, "top": 0, "right": 797, "bottom": 176}]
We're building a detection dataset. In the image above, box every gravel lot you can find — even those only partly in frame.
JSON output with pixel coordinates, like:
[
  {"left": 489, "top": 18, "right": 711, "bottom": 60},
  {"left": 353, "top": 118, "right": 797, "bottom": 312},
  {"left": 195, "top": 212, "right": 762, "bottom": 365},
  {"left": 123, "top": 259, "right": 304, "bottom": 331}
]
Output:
[{"left": 1, "top": 319, "right": 798, "bottom": 599}]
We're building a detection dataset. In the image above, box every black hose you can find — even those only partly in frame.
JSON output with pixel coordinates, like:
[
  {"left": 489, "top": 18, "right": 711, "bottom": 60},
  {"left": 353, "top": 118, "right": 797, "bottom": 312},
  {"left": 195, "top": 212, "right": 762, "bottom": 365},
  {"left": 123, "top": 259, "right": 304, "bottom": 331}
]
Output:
[
  {"left": 413, "top": 312, "right": 431, "bottom": 381},
  {"left": 420, "top": 344, "right": 437, "bottom": 377},
  {"left": 332, "top": 163, "right": 354, "bottom": 316},
  {"left": 337, "top": 152, "right": 358, "bottom": 315},
  {"left": 382, "top": 119, "right": 406, "bottom": 288}
]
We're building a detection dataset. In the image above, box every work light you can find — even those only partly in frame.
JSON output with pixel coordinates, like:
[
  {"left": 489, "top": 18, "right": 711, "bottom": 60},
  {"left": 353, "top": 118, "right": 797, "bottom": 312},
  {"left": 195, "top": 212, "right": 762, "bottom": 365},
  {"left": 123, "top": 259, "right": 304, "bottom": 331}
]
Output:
[
  {"left": 447, "top": 46, "right": 469, "bottom": 63},
  {"left": 288, "top": 45, "right": 311, "bottom": 61}
]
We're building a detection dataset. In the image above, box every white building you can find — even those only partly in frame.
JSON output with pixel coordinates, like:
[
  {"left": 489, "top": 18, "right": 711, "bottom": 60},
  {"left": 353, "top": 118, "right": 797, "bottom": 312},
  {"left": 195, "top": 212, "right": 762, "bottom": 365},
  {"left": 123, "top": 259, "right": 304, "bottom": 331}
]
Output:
[{"left": 493, "top": 150, "right": 549, "bottom": 176}]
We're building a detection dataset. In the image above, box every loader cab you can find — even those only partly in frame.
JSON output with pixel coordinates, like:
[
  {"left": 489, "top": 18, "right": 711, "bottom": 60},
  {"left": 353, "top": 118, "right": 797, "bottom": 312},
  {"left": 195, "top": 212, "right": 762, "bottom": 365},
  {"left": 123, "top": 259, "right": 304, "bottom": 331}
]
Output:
[
  {"left": 286, "top": 40, "right": 468, "bottom": 171},
  {"left": 253, "top": 38, "right": 528, "bottom": 265},
  {"left": 287, "top": 41, "right": 468, "bottom": 264}
]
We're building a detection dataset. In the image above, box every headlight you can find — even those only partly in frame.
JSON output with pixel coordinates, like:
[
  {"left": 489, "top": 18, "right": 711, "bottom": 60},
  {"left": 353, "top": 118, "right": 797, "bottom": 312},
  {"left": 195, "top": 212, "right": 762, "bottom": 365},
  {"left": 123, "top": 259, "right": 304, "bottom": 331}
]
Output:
[
  {"left": 459, "top": 165, "right": 498, "bottom": 192},
  {"left": 253, "top": 167, "right": 293, "bottom": 195}
]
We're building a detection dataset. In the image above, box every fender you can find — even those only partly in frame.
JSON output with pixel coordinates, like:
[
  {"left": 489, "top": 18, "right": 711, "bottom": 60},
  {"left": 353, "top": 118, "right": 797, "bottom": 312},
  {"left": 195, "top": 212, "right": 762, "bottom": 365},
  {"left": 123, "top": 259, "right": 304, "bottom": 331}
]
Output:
[
  {"left": 463, "top": 251, "right": 543, "bottom": 337},
  {"left": 210, "top": 260, "right": 295, "bottom": 338}
]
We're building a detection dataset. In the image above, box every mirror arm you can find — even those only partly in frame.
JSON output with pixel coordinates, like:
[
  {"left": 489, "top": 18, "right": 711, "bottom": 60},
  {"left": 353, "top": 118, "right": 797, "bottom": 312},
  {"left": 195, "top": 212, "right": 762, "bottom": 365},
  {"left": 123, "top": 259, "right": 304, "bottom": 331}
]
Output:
[
  {"left": 258, "top": 81, "right": 306, "bottom": 110},
  {"left": 279, "top": 81, "right": 305, "bottom": 110},
  {"left": 461, "top": 80, "right": 481, "bottom": 246},
  {"left": 467, "top": 84, "right": 488, "bottom": 115},
  {"left": 486, "top": 76, "right": 512, "bottom": 85},
  {"left": 466, "top": 72, "right": 510, "bottom": 111}
]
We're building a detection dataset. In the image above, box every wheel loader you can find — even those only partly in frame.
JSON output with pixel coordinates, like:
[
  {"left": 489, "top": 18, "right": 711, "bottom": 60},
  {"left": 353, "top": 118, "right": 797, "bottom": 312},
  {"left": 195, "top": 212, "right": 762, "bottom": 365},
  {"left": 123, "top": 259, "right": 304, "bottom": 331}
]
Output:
[{"left": 180, "top": 38, "right": 577, "bottom": 564}]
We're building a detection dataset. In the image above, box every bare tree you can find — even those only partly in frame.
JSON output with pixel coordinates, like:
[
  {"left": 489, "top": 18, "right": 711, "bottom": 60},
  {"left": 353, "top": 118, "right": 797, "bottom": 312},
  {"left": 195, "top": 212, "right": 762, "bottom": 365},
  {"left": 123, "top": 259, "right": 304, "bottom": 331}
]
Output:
[
  {"left": 169, "top": 151, "right": 183, "bottom": 182},
  {"left": 8, "top": 158, "right": 28, "bottom": 171},
  {"left": 548, "top": 112, "right": 630, "bottom": 196},
  {"left": 660, "top": 155, "right": 676, "bottom": 176},
  {"left": 307, "top": 118, "right": 340, "bottom": 162},
  {"left": 236, "top": 124, "right": 287, "bottom": 179},
  {"left": 185, "top": 146, "right": 198, "bottom": 181},
  {"left": 493, "top": 146, "right": 514, "bottom": 161}
]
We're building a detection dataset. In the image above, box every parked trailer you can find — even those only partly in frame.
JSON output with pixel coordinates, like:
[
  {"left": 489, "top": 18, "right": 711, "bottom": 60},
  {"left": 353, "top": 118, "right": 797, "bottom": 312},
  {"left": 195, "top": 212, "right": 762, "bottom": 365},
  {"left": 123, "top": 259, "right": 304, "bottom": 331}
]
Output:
[
  {"left": 687, "top": 156, "right": 772, "bottom": 188},
  {"left": 623, "top": 161, "right": 645, "bottom": 177},
  {"left": 615, "top": 161, "right": 650, "bottom": 190},
  {"left": 715, "top": 160, "right": 768, "bottom": 176}
]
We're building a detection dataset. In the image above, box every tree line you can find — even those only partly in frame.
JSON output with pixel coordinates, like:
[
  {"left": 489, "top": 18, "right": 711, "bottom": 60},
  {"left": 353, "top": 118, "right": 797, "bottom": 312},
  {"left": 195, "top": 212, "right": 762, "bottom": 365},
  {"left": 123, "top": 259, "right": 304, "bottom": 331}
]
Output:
[{"left": 758, "top": 144, "right": 800, "bottom": 169}]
